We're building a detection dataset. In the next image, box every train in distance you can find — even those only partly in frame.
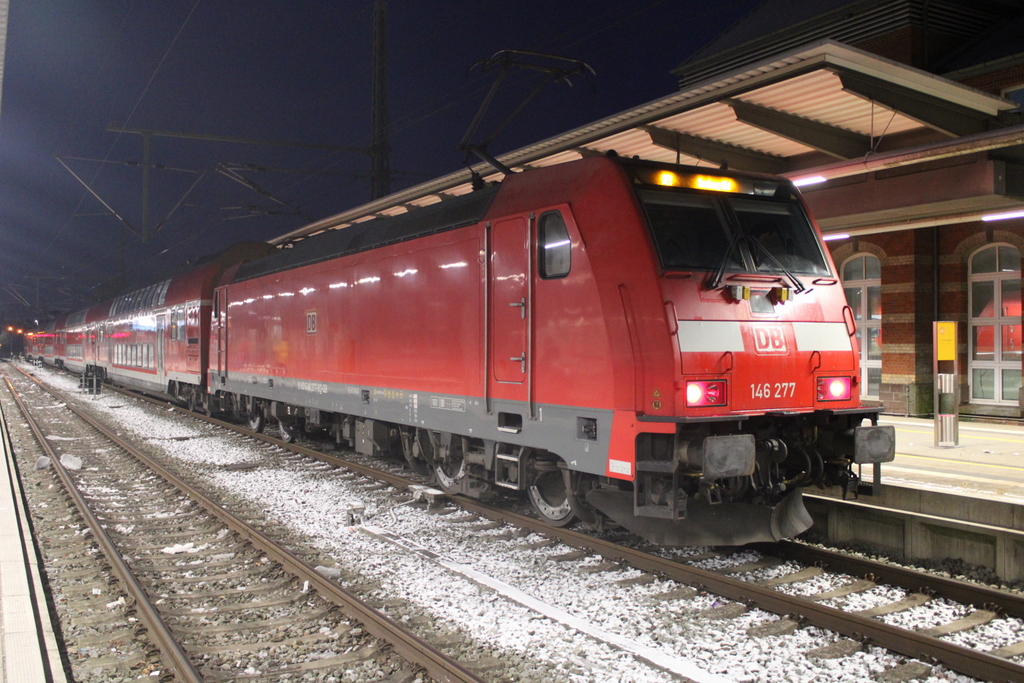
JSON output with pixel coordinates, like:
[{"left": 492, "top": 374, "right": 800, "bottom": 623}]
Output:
[{"left": 27, "top": 153, "right": 895, "bottom": 546}]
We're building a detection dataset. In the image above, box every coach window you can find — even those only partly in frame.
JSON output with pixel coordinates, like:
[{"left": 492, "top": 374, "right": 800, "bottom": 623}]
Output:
[
  {"left": 969, "top": 244, "right": 1022, "bottom": 403},
  {"left": 841, "top": 254, "right": 881, "bottom": 399},
  {"left": 538, "top": 211, "right": 571, "bottom": 279}
]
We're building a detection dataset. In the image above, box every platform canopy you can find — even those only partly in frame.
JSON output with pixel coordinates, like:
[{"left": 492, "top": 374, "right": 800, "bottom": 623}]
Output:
[{"left": 272, "top": 40, "right": 1024, "bottom": 244}]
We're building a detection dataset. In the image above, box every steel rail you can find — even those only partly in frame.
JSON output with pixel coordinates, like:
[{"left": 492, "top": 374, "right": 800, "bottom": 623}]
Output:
[
  {"left": 451, "top": 499, "right": 1024, "bottom": 683},
  {"left": 11, "top": 369, "right": 486, "bottom": 683},
  {"left": 53, "top": 374, "right": 1024, "bottom": 681},
  {"left": 96, "top": 379, "right": 422, "bottom": 490},
  {"left": 2, "top": 376, "right": 205, "bottom": 683},
  {"left": 774, "top": 540, "right": 1024, "bottom": 620}
]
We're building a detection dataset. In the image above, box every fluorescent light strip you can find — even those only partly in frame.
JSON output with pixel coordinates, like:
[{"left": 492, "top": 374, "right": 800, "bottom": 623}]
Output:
[
  {"left": 982, "top": 210, "right": 1024, "bottom": 222},
  {"left": 793, "top": 175, "right": 827, "bottom": 187},
  {"left": 822, "top": 233, "right": 850, "bottom": 241}
]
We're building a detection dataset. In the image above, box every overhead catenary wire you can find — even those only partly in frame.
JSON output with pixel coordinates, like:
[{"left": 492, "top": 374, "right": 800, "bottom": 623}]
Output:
[{"left": 17, "top": 0, "right": 204, "bottom": 289}]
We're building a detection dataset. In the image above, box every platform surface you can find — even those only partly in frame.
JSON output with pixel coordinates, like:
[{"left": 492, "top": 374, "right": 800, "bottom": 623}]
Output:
[
  {"left": 0, "top": 398, "right": 66, "bottom": 683},
  {"left": 879, "top": 415, "right": 1024, "bottom": 503}
]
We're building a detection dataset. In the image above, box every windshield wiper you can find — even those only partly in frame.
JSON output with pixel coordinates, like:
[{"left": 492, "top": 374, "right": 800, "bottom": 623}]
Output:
[
  {"left": 745, "top": 234, "right": 806, "bottom": 294},
  {"left": 707, "top": 233, "right": 806, "bottom": 293},
  {"left": 707, "top": 229, "right": 743, "bottom": 290}
]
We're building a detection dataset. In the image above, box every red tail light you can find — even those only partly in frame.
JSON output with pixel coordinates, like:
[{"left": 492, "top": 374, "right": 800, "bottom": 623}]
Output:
[
  {"left": 686, "top": 380, "right": 727, "bottom": 407},
  {"left": 817, "top": 376, "right": 852, "bottom": 401}
]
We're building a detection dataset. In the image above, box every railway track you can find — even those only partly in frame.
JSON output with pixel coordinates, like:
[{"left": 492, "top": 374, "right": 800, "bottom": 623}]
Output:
[
  {"left": 15, "top": 361, "right": 1024, "bottom": 682},
  {"left": 0, "top": 366, "right": 484, "bottom": 683}
]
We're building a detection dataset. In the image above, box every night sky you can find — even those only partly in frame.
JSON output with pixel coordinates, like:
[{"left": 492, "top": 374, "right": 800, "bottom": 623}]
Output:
[{"left": 0, "top": 0, "right": 762, "bottom": 322}]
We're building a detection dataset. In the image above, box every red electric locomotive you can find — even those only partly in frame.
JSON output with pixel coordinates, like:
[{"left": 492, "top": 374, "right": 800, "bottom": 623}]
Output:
[{"left": 205, "top": 154, "right": 894, "bottom": 546}]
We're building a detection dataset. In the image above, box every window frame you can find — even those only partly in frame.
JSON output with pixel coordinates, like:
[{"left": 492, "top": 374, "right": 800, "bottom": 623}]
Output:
[
  {"left": 840, "top": 253, "right": 882, "bottom": 400},
  {"left": 537, "top": 210, "right": 572, "bottom": 280},
  {"left": 968, "top": 243, "right": 1022, "bottom": 405}
]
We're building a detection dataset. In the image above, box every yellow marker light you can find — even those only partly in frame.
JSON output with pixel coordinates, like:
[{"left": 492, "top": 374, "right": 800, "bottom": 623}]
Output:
[
  {"left": 640, "top": 168, "right": 758, "bottom": 194},
  {"left": 655, "top": 171, "right": 681, "bottom": 187},
  {"left": 730, "top": 285, "right": 751, "bottom": 302},
  {"left": 693, "top": 175, "right": 738, "bottom": 192}
]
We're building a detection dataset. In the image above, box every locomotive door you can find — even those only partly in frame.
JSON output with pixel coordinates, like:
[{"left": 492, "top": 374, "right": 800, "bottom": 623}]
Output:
[
  {"left": 156, "top": 315, "right": 166, "bottom": 385},
  {"left": 215, "top": 289, "right": 226, "bottom": 381},
  {"left": 490, "top": 217, "right": 530, "bottom": 387}
]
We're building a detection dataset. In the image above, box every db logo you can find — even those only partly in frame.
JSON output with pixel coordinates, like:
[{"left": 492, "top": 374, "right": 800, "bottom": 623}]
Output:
[
  {"left": 306, "top": 310, "right": 318, "bottom": 335},
  {"left": 752, "top": 325, "right": 787, "bottom": 354}
]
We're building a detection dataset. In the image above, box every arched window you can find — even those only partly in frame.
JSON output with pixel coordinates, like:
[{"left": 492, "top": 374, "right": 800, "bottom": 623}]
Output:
[
  {"left": 842, "top": 254, "right": 881, "bottom": 398},
  {"left": 969, "top": 244, "right": 1022, "bottom": 403}
]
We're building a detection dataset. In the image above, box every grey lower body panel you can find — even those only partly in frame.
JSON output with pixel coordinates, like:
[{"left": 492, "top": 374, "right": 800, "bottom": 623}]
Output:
[
  {"left": 216, "top": 372, "right": 615, "bottom": 476},
  {"left": 166, "top": 370, "right": 201, "bottom": 386},
  {"left": 107, "top": 368, "right": 166, "bottom": 395}
]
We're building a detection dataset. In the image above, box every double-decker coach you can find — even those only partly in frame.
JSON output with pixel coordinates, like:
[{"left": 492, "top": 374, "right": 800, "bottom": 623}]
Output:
[{"left": 54, "top": 244, "right": 273, "bottom": 408}]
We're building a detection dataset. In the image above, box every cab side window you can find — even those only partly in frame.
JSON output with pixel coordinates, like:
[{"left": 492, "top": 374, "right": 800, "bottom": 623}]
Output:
[{"left": 538, "top": 211, "right": 571, "bottom": 279}]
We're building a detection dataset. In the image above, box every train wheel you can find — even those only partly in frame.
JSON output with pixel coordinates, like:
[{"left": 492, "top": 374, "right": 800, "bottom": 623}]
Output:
[
  {"left": 528, "top": 469, "right": 577, "bottom": 527},
  {"left": 279, "top": 421, "right": 299, "bottom": 444},
  {"left": 404, "top": 430, "right": 433, "bottom": 478},
  {"left": 248, "top": 413, "right": 265, "bottom": 433},
  {"left": 434, "top": 435, "right": 466, "bottom": 493}
]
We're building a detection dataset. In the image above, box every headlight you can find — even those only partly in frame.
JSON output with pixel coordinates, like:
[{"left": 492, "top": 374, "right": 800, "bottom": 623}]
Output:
[
  {"left": 686, "top": 380, "right": 727, "bottom": 407},
  {"left": 817, "top": 376, "right": 852, "bottom": 401}
]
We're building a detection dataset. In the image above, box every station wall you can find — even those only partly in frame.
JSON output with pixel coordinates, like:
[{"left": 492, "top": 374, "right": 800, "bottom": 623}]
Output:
[{"left": 827, "top": 221, "right": 1024, "bottom": 419}]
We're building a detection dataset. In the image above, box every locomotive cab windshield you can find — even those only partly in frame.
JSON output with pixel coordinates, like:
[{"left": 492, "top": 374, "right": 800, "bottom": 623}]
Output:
[{"left": 631, "top": 165, "right": 830, "bottom": 286}]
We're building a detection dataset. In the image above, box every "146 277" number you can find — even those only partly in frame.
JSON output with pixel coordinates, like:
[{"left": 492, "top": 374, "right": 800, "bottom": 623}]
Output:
[{"left": 750, "top": 382, "right": 796, "bottom": 399}]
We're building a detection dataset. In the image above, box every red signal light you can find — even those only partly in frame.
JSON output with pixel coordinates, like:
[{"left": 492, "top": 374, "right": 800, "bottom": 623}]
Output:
[
  {"left": 686, "top": 380, "right": 727, "bottom": 407},
  {"left": 816, "top": 376, "right": 852, "bottom": 401}
]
